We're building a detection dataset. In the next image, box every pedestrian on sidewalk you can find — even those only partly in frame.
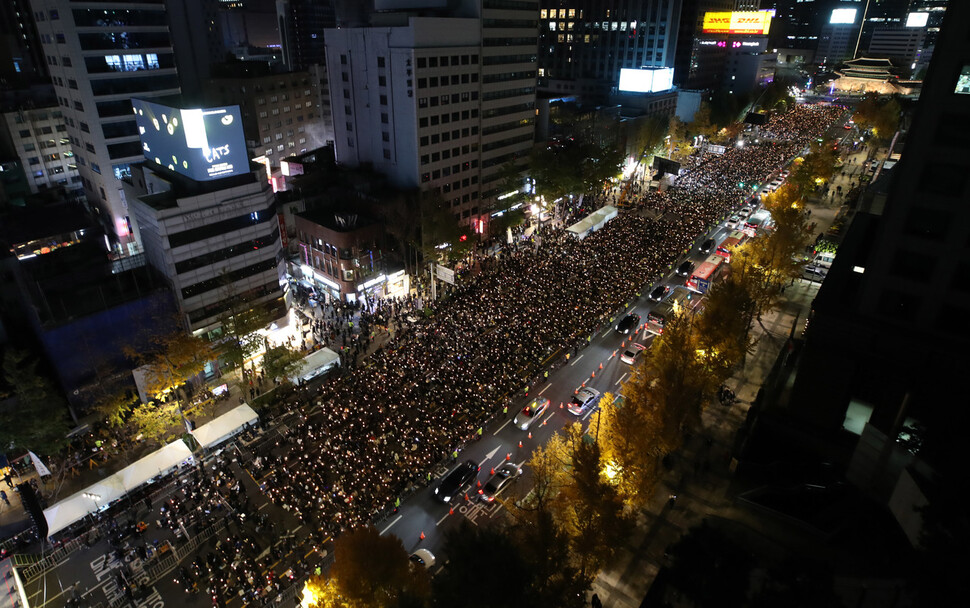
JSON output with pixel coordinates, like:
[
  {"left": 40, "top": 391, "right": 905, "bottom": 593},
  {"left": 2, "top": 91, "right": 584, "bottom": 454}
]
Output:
[
  {"left": 0, "top": 490, "right": 9, "bottom": 505},
  {"left": 591, "top": 593, "right": 603, "bottom": 608}
]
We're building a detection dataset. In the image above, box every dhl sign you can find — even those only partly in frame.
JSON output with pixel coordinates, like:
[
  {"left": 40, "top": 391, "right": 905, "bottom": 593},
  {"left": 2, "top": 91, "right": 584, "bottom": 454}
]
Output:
[{"left": 702, "top": 11, "right": 772, "bottom": 35}]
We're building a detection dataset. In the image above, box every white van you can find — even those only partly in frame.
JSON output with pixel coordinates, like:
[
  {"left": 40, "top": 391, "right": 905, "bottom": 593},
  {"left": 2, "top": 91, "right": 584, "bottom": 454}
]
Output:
[{"left": 813, "top": 251, "right": 836, "bottom": 269}]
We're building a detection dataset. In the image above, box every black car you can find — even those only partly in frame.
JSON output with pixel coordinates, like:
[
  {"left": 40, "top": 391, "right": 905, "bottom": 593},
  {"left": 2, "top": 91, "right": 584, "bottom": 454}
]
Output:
[
  {"left": 699, "top": 238, "right": 716, "bottom": 254},
  {"left": 434, "top": 459, "right": 479, "bottom": 503},
  {"left": 676, "top": 260, "right": 694, "bottom": 277},
  {"left": 648, "top": 284, "right": 669, "bottom": 302},
  {"left": 615, "top": 313, "right": 641, "bottom": 335}
]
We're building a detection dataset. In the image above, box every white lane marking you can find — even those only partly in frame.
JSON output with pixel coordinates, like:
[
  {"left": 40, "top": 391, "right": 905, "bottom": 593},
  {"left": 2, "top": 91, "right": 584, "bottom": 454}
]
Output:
[
  {"left": 380, "top": 515, "right": 402, "bottom": 535},
  {"left": 600, "top": 327, "right": 613, "bottom": 338},
  {"left": 582, "top": 407, "right": 596, "bottom": 421},
  {"left": 485, "top": 445, "right": 500, "bottom": 460},
  {"left": 538, "top": 383, "right": 551, "bottom": 395},
  {"left": 493, "top": 419, "right": 511, "bottom": 436},
  {"left": 616, "top": 372, "right": 628, "bottom": 387},
  {"left": 570, "top": 354, "right": 584, "bottom": 366},
  {"left": 258, "top": 502, "right": 271, "bottom": 510},
  {"left": 436, "top": 512, "right": 450, "bottom": 526}
]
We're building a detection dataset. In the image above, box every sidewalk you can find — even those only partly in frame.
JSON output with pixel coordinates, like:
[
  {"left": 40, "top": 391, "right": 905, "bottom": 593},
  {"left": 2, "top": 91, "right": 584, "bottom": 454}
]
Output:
[{"left": 589, "top": 196, "right": 840, "bottom": 607}]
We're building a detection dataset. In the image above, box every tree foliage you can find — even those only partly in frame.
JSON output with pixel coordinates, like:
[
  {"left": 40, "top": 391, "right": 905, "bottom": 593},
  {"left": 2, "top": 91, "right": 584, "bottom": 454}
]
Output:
[
  {"left": 529, "top": 140, "right": 625, "bottom": 204},
  {"left": 852, "top": 93, "right": 901, "bottom": 143},
  {"left": 420, "top": 193, "right": 473, "bottom": 265},
  {"left": 788, "top": 142, "right": 838, "bottom": 193},
  {"left": 432, "top": 523, "right": 531, "bottom": 608},
  {"left": 0, "top": 350, "right": 71, "bottom": 456},
  {"left": 217, "top": 293, "right": 268, "bottom": 375},
  {"left": 688, "top": 102, "right": 717, "bottom": 140},
  {"left": 312, "top": 526, "right": 430, "bottom": 608},
  {"left": 261, "top": 344, "right": 304, "bottom": 384},
  {"left": 732, "top": 184, "right": 812, "bottom": 322},
  {"left": 129, "top": 401, "right": 182, "bottom": 446}
]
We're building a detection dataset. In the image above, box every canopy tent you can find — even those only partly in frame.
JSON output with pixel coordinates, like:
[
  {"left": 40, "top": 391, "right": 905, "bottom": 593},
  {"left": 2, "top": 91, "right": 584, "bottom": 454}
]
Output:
[
  {"left": 43, "top": 441, "right": 193, "bottom": 538},
  {"left": 289, "top": 347, "right": 340, "bottom": 384},
  {"left": 566, "top": 205, "right": 618, "bottom": 240},
  {"left": 189, "top": 403, "right": 259, "bottom": 450}
]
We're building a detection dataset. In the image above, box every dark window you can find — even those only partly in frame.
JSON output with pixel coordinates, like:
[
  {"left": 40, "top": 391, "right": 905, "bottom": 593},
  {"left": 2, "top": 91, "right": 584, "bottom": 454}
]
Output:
[
  {"left": 919, "top": 163, "right": 969, "bottom": 197},
  {"left": 168, "top": 203, "right": 276, "bottom": 249},
  {"left": 174, "top": 226, "right": 280, "bottom": 274},
  {"left": 890, "top": 249, "right": 934, "bottom": 283},
  {"left": 877, "top": 289, "right": 920, "bottom": 320},
  {"left": 905, "top": 209, "right": 949, "bottom": 241},
  {"left": 377, "top": 57, "right": 385, "bottom": 68}
]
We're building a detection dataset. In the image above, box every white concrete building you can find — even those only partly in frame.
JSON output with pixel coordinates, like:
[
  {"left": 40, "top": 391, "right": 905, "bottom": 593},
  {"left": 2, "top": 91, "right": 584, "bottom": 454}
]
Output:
[
  {"left": 125, "top": 165, "right": 287, "bottom": 335},
  {"left": 325, "top": 0, "right": 538, "bottom": 228},
  {"left": 30, "top": 0, "right": 181, "bottom": 254},
  {"left": 0, "top": 105, "right": 81, "bottom": 194}
]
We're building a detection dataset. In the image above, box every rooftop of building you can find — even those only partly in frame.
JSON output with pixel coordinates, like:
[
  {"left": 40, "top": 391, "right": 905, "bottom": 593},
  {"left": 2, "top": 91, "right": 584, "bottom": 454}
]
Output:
[
  {"left": 297, "top": 209, "right": 379, "bottom": 233},
  {"left": 127, "top": 161, "right": 261, "bottom": 211}
]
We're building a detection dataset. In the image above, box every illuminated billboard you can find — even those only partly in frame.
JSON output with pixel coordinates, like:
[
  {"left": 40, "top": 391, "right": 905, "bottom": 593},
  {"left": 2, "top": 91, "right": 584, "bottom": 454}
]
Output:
[
  {"left": 132, "top": 98, "right": 249, "bottom": 182},
  {"left": 618, "top": 67, "right": 674, "bottom": 93},
  {"left": 829, "top": 8, "right": 858, "bottom": 24},
  {"left": 906, "top": 12, "right": 929, "bottom": 28},
  {"left": 702, "top": 11, "right": 772, "bottom": 36}
]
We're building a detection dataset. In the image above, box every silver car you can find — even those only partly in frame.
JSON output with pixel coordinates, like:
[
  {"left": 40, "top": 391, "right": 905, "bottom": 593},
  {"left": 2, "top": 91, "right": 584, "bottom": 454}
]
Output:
[
  {"left": 513, "top": 397, "right": 550, "bottom": 430},
  {"left": 479, "top": 463, "right": 522, "bottom": 503},
  {"left": 568, "top": 387, "right": 601, "bottom": 416}
]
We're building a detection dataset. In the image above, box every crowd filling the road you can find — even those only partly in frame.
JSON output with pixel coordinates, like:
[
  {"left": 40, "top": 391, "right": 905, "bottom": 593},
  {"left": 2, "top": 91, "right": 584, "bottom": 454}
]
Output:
[
  {"left": 250, "top": 104, "right": 846, "bottom": 538},
  {"left": 2, "top": 104, "right": 845, "bottom": 607}
]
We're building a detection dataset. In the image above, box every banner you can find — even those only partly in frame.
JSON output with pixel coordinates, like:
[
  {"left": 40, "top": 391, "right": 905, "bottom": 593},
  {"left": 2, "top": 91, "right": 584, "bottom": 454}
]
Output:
[{"left": 29, "top": 451, "right": 51, "bottom": 477}]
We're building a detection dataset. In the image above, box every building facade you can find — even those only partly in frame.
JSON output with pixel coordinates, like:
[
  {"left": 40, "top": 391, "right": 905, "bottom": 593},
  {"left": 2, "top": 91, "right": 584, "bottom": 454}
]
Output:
[
  {"left": 30, "top": 0, "right": 182, "bottom": 254},
  {"left": 1, "top": 105, "right": 80, "bottom": 195},
  {"left": 295, "top": 210, "right": 407, "bottom": 303},
  {"left": 125, "top": 165, "right": 286, "bottom": 334},
  {"left": 538, "top": 0, "right": 682, "bottom": 98},
  {"left": 1, "top": 0, "right": 48, "bottom": 83},
  {"left": 204, "top": 65, "right": 328, "bottom": 170},
  {"left": 867, "top": 25, "right": 925, "bottom": 71},
  {"left": 326, "top": 1, "right": 538, "bottom": 228}
]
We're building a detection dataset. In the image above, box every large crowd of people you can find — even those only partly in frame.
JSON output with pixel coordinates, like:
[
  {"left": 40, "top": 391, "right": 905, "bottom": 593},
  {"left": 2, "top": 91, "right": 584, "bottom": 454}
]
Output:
[{"left": 251, "top": 104, "right": 847, "bottom": 538}]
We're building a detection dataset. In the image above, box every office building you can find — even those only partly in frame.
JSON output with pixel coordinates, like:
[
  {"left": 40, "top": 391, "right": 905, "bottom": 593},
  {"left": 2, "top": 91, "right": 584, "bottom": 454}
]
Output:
[
  {"left": 674, "top": 0, "right": 734, "bottom": 88},
  {"left": 788, "top": 0, "right": 969, "bottom": 463},
  {"left": 0, "top": 0, "right": 47, "bottom": 83},
  {"left": 539, "top": 0, "right": 682, "bottom": 99},
  {"left": 816, "top": 17, "right": 860, "bottom": 66},
  {"left": 204, "top": 63, "right": 328, "bottom": 171},
  {"left": 166, "top": 0, "right": 226, "bottom": 99},
  {"left": 0, "top": 105, "right": 80, "bottom": 195},
  {"left": 30, "top": 0, "right": 182, "bottom": 254},
  {"left": 123, "top": 97, "right": 286, "bottom": 334},
  {"left": 276, "top": 0, "right": 336, "bottom": 71},
  {"left": 125, "top": 164, "right": 286, "bottom": 335},
  {"left": 325, "top": 0, "right": 538, "bottom": 227},
  {"left": 867, "top": 25, "right": 925, "bottom": 70}
]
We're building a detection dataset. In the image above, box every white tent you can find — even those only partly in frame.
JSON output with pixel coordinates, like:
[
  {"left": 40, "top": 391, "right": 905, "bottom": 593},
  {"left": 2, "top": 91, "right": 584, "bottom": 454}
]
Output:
[
  {"left": 289, "top": 347, "right": 340, "bottom": 384},
  {"left": 43, "top": 441, "right": 194, "bottom": 537},
  {"left": 189, "top": 403, "right": 259, "bottom": 450},
  {"left": 566, "top": 205, "right": 618, "bottom": 239}
]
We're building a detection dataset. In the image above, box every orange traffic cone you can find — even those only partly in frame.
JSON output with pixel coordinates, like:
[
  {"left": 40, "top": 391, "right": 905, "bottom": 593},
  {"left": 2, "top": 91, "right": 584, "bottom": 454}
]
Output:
[
  {"left": 621, "top": 340, "right": 626, "bottom": 348},
  {"left": 591, "top": 371, "right": 596, "bottom": 378},
  {"left": 542, "top": 418, "right": 548, "bottom": 426},
  {"left": 506, "top": 453, "right": 511, "bottom": 461},
  {"left": 420, "top": 531, "right": 425, "bottom": 541},
  {"left": 518, "top": 440, "right": 523, "bottom": 448},
  {"left": 476, "top": 480, "right": 482, "bottom": 488},
  {"left": 528, "top": 432, "right": 532, "bottom": 439},
  {"left": 449, "top": 507, "right": 454, "bottom": 515},
  {"left": 599, "top": 362, "right": 604, "bottom": 370},
  {"left": 464, "top": 492, "right": 470, "bottom": 501},
  {"left": 490, "top": 467, "right": 495, "bottom": 475}
]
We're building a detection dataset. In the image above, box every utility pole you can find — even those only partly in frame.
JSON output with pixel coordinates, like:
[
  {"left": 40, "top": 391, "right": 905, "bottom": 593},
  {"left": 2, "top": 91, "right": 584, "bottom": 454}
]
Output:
[{"left": 430, "top": 262, "right": 436, "bottom": 301}]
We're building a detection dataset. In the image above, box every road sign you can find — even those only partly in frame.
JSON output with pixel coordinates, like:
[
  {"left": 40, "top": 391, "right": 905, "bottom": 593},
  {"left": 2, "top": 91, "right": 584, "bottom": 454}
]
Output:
[{"left": 435, "top": 264, "right": 455, "bottom": 285}]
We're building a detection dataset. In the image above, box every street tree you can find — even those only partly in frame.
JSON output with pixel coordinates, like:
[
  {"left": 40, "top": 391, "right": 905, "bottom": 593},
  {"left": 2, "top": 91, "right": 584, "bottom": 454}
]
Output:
[
  {"left": 688, "top": 102, "right": 717, "bottom": 141},
  {"left": 788, "top": 142, "right": 838, "bottom": 193},
  {"left": 853, "top": 93, "right": 901, "bottom": 143},
  {"left": 694, "top": 271, "right": 757, "bottom": 375},
  {"left": 420, "top": 192, "right": 474, "bottom": 265},
  {"left": 128, "top": 401, "right": 182, "bottom": 446},
  {"left": 732, "top": 184, "right": 812, "bottom": 324},
  {"left": 217, "top": 288, "right": 268, "bottom": 377},
  {"left": 509, "top": 508, "right": 589, "bottom": 608},
  {"left": 592, "top": 391, "right": 664, "bottom": 508},
  {"left": 432, "top": 523, "right": 531, "bottom": 608},
  {"left": 557, "top": 424, "right": 634, "bottom": 578},
  {"left": 329, "top": 525, "right": 429, "bottom": 608},
  {"left": 0, "top": 350, "right": 71, "bottom": 456},
  {"left": 530, "top": 141, "right": 625, "bottom": 206},
  {"left": 490, "top": 161, "right": 528, "bottom": 236},
  {"left": 261, "top": 344, "right": 304, "bottom": 385},
  {"left": 124, "top": 327, "right": 214, "bottom": 439}
]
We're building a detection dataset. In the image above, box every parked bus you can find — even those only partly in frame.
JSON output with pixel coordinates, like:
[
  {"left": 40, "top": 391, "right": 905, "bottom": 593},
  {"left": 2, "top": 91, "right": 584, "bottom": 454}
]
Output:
[
  {"left": 686, "top": 255, "right": 724, "bottom": 294},
  {"left": 715, "top": 230, "right": 747, "bottom": 263},
  {"left": 646, "top": 286, "right": 693, "bottom": 334}
]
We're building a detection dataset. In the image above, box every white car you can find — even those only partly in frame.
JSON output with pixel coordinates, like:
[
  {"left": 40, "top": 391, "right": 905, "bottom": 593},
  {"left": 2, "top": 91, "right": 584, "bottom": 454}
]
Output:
[
  {"left": 620, "top": 343, "right": 646, "bottom": 365},
  {"left": 568, "top": 387, "right": 601, "bottom": 416},
  {"left": 513, "top": 397, "right": 550, "bottom": 430},
  {"left": 410, "top": 549, "right": 436, "bottom": 569},
  {"left": 725, "top": 215, "right": 741, "bottom": 230}
]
